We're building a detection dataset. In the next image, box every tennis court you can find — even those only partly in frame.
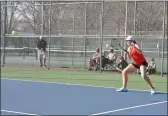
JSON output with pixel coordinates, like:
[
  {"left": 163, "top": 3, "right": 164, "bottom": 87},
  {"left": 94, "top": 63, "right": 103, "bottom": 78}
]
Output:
[
  {"left": 1, "top": 67, "right": 167, "bottom": 115},
  {"left": 1, "top": 1, "right": 167, "bottom": 114}
]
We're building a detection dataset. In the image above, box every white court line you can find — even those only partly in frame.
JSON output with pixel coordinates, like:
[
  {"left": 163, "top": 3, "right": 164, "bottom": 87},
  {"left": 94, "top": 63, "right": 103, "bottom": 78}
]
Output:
[
  {"left": 91, "top": 101, "right": 168, "bottom": 115},
  {"left": 1, "top": 77, "right": 168, "bottom": 94},
  {"left": 1, "top": 110, "right": 38, "bottom": 115}
]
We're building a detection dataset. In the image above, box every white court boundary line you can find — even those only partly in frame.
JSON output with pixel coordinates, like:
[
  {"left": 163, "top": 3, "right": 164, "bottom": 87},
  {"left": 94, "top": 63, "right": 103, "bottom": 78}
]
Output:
[
  {"left": 1, "top": 77, "right": 168, "bottom": 94},
  {"left": 1, "top": 110, "right": 38, "bottom": 115},
  {"left": 91, "top": 101, "right": 168, "bottom": 115},
  {"left": 1, "top": 101, "right": 167, "bottom": 116}
]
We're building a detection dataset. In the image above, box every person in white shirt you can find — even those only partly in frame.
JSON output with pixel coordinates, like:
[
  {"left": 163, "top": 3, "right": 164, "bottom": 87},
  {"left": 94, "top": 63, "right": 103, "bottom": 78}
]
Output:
[
  {"left": 92, "top": 48, "right": 100, "bottom": 63},
  {"left": 88, "top": 48, "right": 100, "bottom": 70},
  {"left": 102, "top": 48, "right": 117, "bottom": 68},
  {"left": 106, "top": 48, "right": 117, "bottom": 62}
]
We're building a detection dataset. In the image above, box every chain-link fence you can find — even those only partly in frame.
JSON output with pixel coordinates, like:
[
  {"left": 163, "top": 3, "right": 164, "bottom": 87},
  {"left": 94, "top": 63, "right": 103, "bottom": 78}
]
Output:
[
  {"left": 1, "top": 1, "right": 167, "bottom": 76},
  {"left": 1, "top": 35, "right": 167, "bottom": 74}
]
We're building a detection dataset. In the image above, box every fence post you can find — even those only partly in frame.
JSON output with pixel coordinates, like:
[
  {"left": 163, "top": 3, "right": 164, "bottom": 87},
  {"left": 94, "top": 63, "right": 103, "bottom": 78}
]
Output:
[
  {"left": 134, "top": 1, "right": 137, "bottom": 36},
  {"left": 48, "top": 1, "right": 51, "bottom": 70},
  {"left": 124, "top": 1, "right": 128, "bottom": 61},
  {"left": 99, "top": 1, "right": 104, "bottom": 72},
  {"left": 157, "top": 42, "right": 160, "bottom": 69},
  {"left": 2, "top": 1, "right": 7, "bottom": 67},
  {"left": 84, "top": 2, "right": 87, "bottom": 69},
  {"left": 0, "top": 1, "right": 1, "bottom": 65},
  {"left": 72, "top": 5, "right": 75, "bottom": 67},
  {"left": 41, "top": 2, "right": 44, "bottom": 37},
  {"left": 161, "top": 1, "right": 166, "bottom": 77}
]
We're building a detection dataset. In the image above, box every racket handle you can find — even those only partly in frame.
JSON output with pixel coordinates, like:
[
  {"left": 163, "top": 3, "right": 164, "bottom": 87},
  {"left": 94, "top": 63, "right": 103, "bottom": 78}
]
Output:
[
  {"left": 123, "top": 49, "right": 127, "bottom": 52},
  {"left": 123, "top": 49, "right": 129, "bottom": 54}
]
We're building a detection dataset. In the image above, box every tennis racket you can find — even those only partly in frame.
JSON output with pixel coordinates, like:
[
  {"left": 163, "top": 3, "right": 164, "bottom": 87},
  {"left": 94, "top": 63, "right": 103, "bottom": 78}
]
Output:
[{"left": 111, "top": 39, "right": 129, "bottom": 54}]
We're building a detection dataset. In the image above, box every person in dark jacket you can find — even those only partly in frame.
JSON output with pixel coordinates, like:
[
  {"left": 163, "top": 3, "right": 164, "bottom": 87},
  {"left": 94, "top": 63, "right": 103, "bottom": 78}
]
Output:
[
  {"left": 37, "top": 36, "right": 47, "bottom": 68},
  {"left": 116, "top": 56, "right": 128, "bottom": 73}
]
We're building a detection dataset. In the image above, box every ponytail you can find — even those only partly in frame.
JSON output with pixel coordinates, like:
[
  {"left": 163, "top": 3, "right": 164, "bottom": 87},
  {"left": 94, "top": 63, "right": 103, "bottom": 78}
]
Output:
[{"left": 132, "top": 40, "right": 136, "bottom": 44}]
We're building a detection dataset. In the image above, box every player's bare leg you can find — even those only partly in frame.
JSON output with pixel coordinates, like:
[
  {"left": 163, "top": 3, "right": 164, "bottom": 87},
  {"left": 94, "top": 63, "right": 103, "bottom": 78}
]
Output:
[
  {"left": 43, "top": 57, "right": 47, "bottom": 68},
  {"left": 40, "top": 55, "right": 43, "bottom": 68},
  {"left": 117, "top": 64, "right": 136, "bottom": 92},
  {"left": 139, "top": 65, "right": 156, "bottom": 94},
  {"left": 122, "top": 64, "right": 136, "bottom": 87}
]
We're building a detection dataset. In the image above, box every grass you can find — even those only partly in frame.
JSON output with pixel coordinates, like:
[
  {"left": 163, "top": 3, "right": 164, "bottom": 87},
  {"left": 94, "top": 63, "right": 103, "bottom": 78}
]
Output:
[{"left": 1, "top": 67, "right": 167, "bottom": 92}]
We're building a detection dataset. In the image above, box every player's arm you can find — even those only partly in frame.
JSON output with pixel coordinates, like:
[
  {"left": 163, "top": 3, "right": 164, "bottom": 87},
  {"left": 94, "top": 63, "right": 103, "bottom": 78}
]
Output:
[
  {"left": 116, "top": 63, "right": 122, "bottom": 72},
  {"left": 126, "top": 47, "right": 131, "bottom": 60},
  {"left": 106, "top": 54, "right": 109, "bottom": 59},
  {"left": 93, "top": 53, "right": 96, "bottom": 59},
  {"left": 152, "top": 63, "right": 156, "bottom": 69},
  {"left": 113, "top": 53, "right": 117, "bottom": 60},
  {"left": 97, "top": 53, "right": 100, "bottom": 58},
  {"left": 131, "top": 43, "right": 142, "bottom": 54},
  {"left": 93, "top": 53, "right": 100, "bottom": 60},
  {"left": 147, "top": 63, "right": 151, "bottom": 69},
  {"left": 116, "top": 67, "right": 122, "bottom": 72}
]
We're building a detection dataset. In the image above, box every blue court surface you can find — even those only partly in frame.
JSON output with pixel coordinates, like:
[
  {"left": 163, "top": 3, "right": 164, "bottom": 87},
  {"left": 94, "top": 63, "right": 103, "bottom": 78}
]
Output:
[{"left": 1, "top": 78, "right": 167, "bottom": 115}]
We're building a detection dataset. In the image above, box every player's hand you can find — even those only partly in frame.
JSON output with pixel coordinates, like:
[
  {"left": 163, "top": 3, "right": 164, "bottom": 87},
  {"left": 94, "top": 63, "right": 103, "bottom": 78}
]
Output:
[
  {"left": 123, "top": 49, "right": 129, "bottom": 54},
  {"left": 125, "top": 50, "right": 129, "bottom": 54}
]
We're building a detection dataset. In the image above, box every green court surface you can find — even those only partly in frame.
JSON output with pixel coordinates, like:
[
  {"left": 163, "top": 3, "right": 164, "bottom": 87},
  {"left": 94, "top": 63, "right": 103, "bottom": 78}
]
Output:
[{"left": 1, "top": 67, "right": 167, "bottom": 92}]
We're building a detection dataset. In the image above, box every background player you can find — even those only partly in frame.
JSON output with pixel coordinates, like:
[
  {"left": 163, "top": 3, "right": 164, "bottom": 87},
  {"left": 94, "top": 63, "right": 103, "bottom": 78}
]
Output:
[{"left": 37, "top": 36, "right": 47, "bottom": 68}]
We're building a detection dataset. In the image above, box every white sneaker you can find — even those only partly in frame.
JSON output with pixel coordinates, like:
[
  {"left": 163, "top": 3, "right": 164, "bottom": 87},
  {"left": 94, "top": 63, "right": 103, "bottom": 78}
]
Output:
[
  {"left": 43, "top": 65, "right": 47, "bottom": 68},
  {"left": 116, "top": 87, "right": 128, "bottom": 92},
  {"left": 151, "top": 88, "right": 156, "bottom": 94}
]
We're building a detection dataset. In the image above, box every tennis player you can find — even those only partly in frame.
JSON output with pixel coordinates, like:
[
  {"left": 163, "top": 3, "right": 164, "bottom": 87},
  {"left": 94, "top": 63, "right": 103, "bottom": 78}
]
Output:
[
  {"left": 37, "top": 36, "right": 47, "bottom": 68},
  {"left": 117, "top": 36, "right": 156, "bottom": 94}
]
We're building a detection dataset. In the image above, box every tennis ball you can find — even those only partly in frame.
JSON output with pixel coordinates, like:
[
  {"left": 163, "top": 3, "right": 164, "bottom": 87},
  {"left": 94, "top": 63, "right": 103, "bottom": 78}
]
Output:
[
  {"left": 12, "top": 31, "right": 16, "bottom": 35},
  {"left": 106, "top": 44, "right": 108, "bottom": 47}
]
